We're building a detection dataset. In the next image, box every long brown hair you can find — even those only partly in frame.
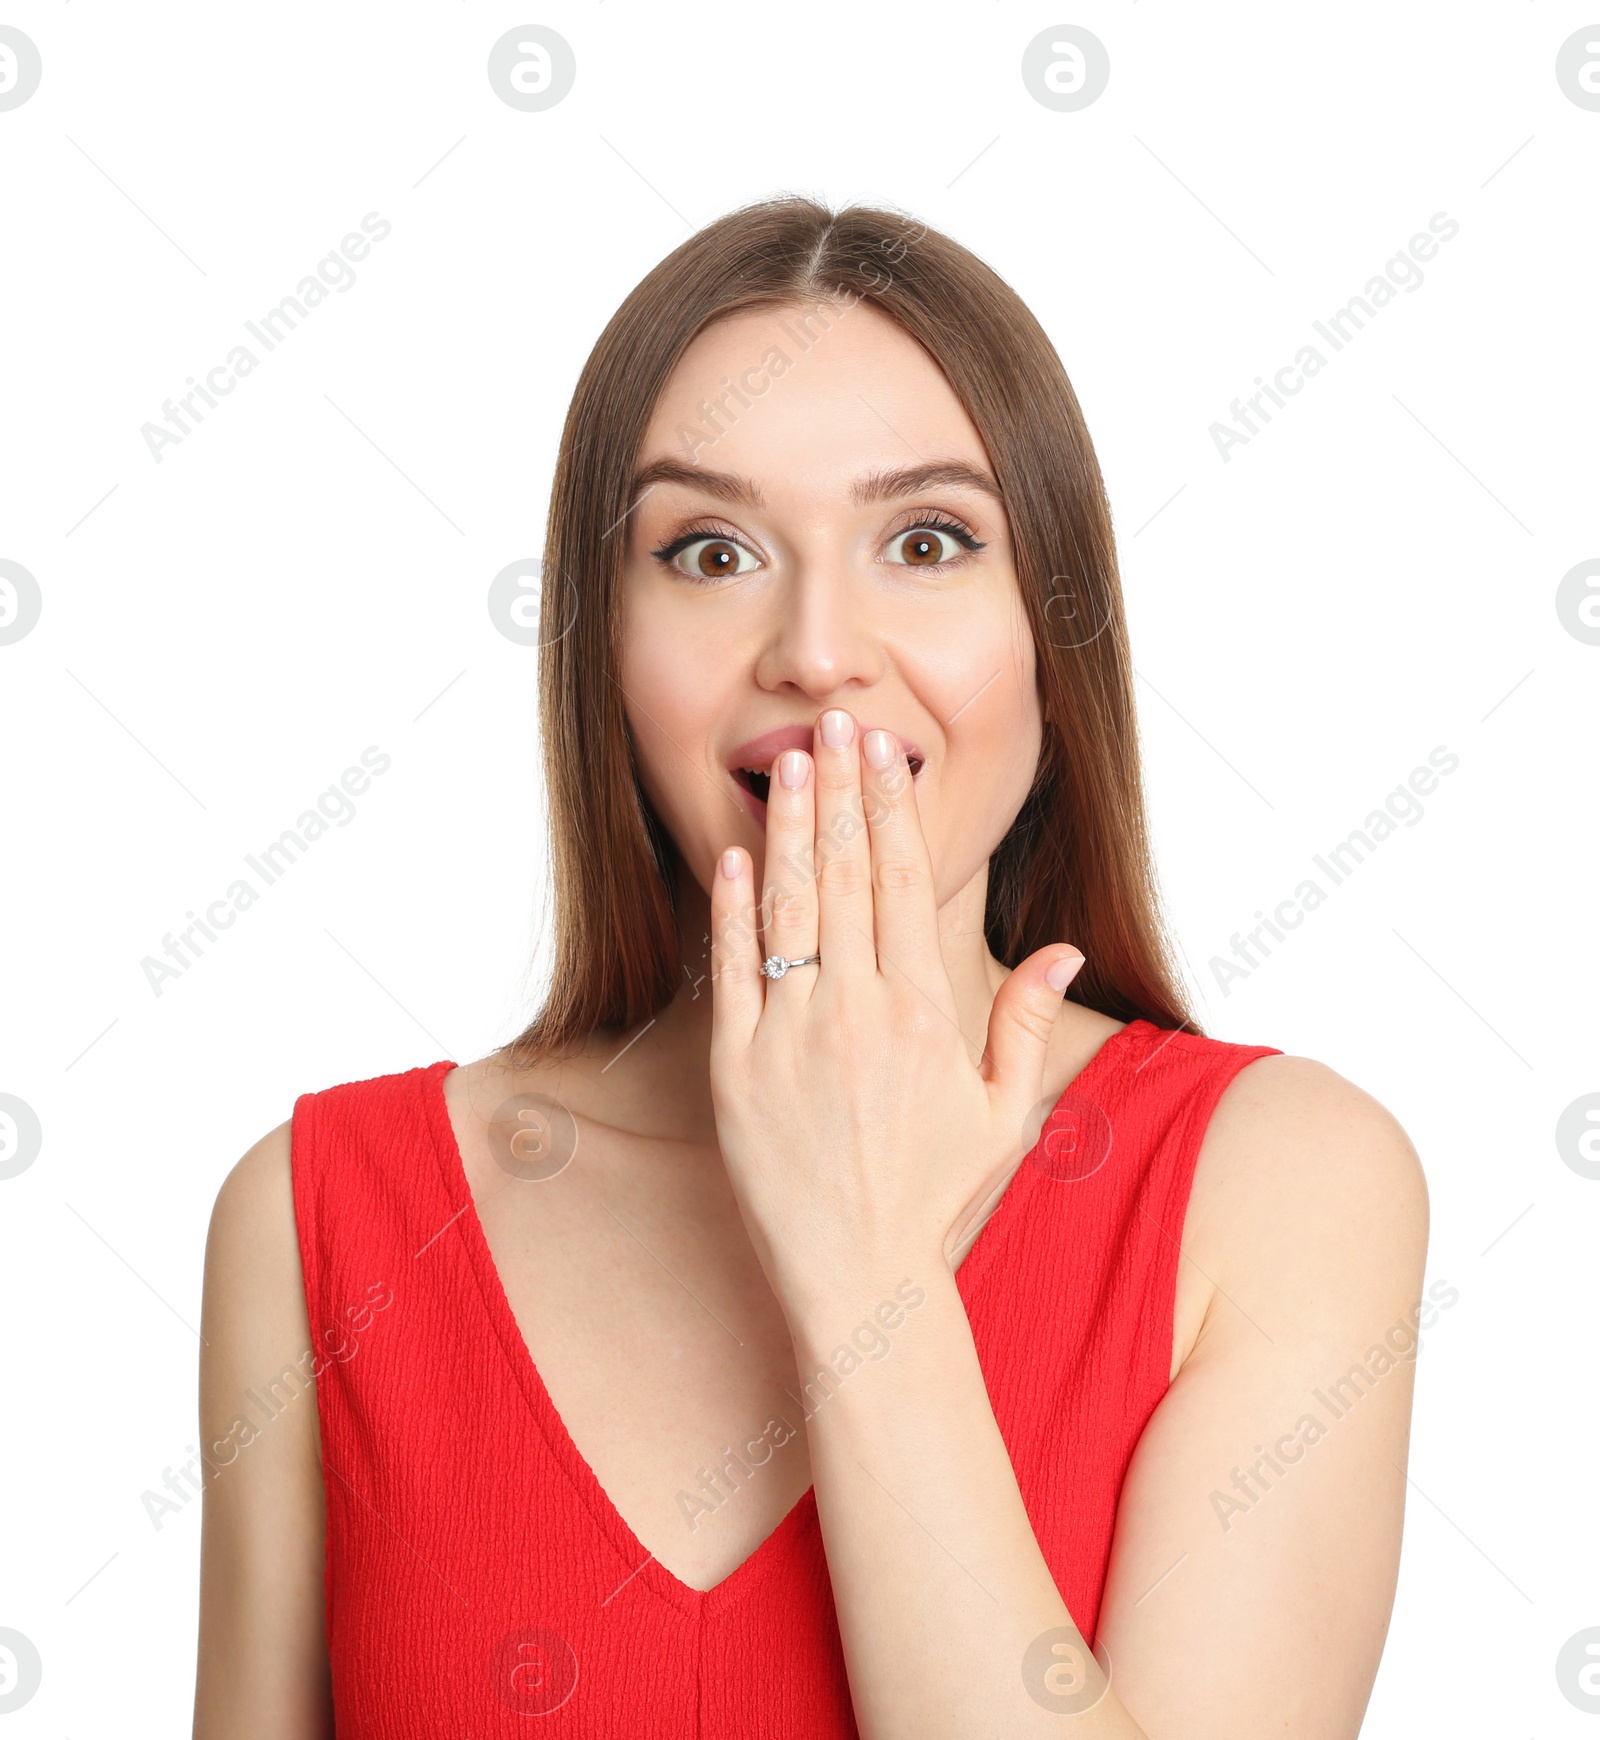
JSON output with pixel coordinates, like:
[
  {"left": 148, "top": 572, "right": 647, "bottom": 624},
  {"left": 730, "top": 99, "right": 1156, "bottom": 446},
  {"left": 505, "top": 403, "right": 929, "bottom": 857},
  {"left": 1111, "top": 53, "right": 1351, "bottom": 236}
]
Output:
[{"left": 510, "top": 196, "right": 1196, "bottom": 1064}]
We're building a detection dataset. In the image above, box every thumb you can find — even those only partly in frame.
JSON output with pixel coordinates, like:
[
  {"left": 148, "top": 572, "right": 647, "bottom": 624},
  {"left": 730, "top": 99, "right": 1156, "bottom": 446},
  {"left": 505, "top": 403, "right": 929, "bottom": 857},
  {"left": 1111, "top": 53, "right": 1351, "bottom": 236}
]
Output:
[{"left": 983, "top": 946, "right": 1086, "bottom": 1109}]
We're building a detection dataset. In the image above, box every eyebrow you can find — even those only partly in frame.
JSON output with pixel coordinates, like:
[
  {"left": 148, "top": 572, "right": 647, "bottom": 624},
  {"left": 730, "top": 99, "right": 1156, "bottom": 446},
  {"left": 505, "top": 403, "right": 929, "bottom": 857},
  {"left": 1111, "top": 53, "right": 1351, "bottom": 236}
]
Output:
[{"left": 627, "top": 457, "right": 1003, "bottom": 511}]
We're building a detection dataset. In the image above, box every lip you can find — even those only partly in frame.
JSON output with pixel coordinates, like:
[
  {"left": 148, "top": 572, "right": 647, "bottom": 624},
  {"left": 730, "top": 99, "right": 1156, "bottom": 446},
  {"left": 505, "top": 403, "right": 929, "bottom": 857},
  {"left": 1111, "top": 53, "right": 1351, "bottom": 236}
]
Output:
[{"left": 724, "top": 720, "right": 925, "bottom": 824}]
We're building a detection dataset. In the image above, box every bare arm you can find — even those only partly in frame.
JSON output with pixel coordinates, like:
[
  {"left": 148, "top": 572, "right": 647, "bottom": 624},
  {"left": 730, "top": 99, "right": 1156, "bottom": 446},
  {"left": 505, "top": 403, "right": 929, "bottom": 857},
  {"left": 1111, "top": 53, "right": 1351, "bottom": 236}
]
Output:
[
  {"left": 193, "top": 1122, "right": 333, "bottom": 1739},
  {"left": 1096, "top": 1055, "right": 1430, "bottom": 1737},
  {"left": 797, "top": 1054, "right": 1428, "bottom": 1738}
]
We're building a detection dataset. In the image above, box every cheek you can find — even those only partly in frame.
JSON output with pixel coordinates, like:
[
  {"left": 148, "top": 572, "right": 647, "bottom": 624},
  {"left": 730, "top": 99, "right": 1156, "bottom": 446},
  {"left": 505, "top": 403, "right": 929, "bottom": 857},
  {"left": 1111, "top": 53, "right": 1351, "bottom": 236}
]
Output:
[
  {"left": 618, "top": 595, "right": 730, "bottom": 859},
  {"left": 920, "top": 613, "right": 1043, "bottom": 888},
  {"left": 936, "top": 592, "right": 1040, "bottom": 752}
]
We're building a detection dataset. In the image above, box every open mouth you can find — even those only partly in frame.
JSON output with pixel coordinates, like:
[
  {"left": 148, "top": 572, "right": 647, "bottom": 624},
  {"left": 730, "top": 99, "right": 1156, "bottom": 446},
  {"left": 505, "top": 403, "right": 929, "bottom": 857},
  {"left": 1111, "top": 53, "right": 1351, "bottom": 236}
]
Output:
[{"left": 732, "top": 752, "right": 925, "bottom": 807}]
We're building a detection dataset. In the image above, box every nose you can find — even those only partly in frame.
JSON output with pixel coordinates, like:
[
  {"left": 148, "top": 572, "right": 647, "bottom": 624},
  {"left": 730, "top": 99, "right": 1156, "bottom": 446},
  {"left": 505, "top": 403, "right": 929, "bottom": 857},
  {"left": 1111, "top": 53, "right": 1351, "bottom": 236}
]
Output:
[{"left": 753, "top": 565, "right": 886, "bottom": 700}]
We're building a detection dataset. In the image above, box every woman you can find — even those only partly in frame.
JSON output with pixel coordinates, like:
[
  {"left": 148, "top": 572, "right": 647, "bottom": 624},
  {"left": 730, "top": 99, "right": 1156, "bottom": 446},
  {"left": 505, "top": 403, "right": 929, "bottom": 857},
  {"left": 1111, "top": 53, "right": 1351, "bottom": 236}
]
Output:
[{"left": 194, "top": 198, "right": 1428, "bottom": 1738}]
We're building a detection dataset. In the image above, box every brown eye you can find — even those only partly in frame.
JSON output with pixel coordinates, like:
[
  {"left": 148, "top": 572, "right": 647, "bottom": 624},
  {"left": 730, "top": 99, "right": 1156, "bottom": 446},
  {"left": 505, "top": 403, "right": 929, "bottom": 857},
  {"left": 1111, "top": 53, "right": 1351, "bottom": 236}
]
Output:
[
  {"left": 887, "top": 526, "right": 965, "bottom": 567},
  {"left": 694, "top": 540, "right": 739, "bottom": 578},
  {"left": 670, "top": 536, "right": 760, "bottom": 581}
]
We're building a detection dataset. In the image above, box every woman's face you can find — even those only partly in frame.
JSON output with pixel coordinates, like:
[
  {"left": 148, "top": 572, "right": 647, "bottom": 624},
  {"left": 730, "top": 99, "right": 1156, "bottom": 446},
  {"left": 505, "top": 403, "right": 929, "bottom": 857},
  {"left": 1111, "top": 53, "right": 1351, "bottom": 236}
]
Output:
[{"left": 619, "top": 298, "right": 1044, "bottom": 914}]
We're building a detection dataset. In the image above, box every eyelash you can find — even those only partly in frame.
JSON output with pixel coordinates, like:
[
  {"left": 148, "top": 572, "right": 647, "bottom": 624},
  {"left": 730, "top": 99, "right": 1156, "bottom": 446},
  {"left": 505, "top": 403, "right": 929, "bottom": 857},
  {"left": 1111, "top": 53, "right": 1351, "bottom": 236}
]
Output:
[{"left": 649, "top": 512, "right": 987, "bottom": 579}]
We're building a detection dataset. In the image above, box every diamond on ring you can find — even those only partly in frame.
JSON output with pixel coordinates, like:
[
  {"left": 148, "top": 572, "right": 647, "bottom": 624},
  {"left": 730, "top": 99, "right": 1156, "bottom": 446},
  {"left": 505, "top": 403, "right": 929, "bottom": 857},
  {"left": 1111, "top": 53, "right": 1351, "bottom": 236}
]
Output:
[{"left": 761, "top": 953, "right": 819, "bottom": 979}]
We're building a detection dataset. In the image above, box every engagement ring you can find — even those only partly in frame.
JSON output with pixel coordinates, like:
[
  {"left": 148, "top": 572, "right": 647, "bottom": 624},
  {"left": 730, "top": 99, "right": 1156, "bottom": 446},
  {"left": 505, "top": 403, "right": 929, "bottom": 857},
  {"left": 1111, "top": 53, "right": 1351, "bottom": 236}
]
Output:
[{"left": 760, "top": 953, "right": 821, "bottom": 980}]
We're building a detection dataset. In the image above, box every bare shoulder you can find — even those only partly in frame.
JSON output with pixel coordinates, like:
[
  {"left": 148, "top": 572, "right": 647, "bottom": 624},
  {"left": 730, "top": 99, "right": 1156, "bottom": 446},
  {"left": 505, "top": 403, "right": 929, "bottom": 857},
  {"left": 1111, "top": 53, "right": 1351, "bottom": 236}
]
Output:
[
  {"left": 195, "top": 1122, "right": 331, "bottom": 1735},
  {"left": 206, "top": 1121, "right": 303, "bottom": 1305},
  {"left": 202, "top": 1121, "right": 318, "bottom": 1434},
  {"left": 1178, "top": 1053, "right": 1430, "bottom": 1363},
  {"left": 1193, "top": 1053, "right": 1429, "bottom": 1249},
  {"left": 210, "top": 1118, "right": 294, "bottom": 1232}
]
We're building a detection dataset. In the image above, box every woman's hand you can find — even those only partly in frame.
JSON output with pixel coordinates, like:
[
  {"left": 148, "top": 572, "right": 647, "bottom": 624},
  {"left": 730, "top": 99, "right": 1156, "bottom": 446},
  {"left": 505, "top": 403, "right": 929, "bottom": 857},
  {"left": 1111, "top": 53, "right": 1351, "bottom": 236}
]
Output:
[{"left": 708, "top": 705, "right": 1085, "bottom": 1333}]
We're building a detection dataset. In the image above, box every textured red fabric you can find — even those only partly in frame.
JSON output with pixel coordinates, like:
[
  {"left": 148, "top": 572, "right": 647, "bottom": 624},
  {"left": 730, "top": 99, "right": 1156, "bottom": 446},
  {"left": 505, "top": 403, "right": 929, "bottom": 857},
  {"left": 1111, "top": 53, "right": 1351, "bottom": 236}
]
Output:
[{"left": 290, "top": 1018, "right": 1279, "bottom": 1736}]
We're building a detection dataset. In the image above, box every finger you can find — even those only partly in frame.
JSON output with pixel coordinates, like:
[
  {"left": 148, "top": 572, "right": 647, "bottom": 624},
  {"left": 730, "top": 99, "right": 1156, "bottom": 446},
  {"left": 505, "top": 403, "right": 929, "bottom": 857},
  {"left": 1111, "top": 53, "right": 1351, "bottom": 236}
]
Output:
[
  {"left": 760, "top": 748, "right": 820, "bottom": 996},
  {"left": 982, "top": 947, "right": 1085, "bottom": 1112},
  {"left": 860, "top": 728, "right": 944, "bottom": 993},
  {"left": 811, "top": 707, "right": 876, "bottom": 982},
  {"left": 710, "top": 845, "right": 764, "bottom": 1052}
]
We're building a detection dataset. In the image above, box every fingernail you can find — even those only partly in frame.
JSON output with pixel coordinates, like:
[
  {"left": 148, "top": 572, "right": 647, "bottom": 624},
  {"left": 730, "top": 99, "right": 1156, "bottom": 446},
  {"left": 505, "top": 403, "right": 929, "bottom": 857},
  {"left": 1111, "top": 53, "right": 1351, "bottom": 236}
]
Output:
[
  {"left": 1045, "top": 950, "right": 1085, "bottom": 992},
  {"left": 863, "top": 729, "right": 896, "bottom": 770},
  {"left": 819, "top": 709, "right": 854, "bottom": 748},
  {"left": 779, "top": 749, "right": 810, "bottom": 789},
  {"left": 720, "top": 847, "right": 742, "bottom": 880}
]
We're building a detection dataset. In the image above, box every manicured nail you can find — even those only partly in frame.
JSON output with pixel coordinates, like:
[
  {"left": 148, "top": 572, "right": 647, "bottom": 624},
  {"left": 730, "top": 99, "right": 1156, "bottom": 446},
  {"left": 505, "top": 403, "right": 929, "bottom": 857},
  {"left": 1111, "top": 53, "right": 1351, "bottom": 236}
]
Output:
[
  {"left": 1045, "top": 949, "right": 1085, "bottom": 992},
  {"left": 779, "top": 749, "right": 810, "bottom": 789},
  {"left": 819, "top": 708, "right": 854, "bottom": 748},
  {"left": 863, "top": 729, "right": 896, "bottom": 770},
  {"left": 720, "top": 847, "right": 742, "bottom": 880}
]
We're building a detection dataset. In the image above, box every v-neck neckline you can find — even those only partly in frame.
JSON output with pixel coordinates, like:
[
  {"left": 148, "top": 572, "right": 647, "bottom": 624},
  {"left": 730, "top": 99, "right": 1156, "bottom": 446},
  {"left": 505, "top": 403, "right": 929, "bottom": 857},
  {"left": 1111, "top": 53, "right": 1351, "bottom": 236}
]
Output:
[{"left": 417, "top": 1019, "right": 1151, "bottom": 1616}]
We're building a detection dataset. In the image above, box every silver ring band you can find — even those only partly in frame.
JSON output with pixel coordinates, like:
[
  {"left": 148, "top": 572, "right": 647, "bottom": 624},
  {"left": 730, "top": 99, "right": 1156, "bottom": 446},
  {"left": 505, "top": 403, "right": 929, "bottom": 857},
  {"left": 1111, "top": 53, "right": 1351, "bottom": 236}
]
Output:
[{"left": 760, "top": 953, "right": 820, "bottom": 980}]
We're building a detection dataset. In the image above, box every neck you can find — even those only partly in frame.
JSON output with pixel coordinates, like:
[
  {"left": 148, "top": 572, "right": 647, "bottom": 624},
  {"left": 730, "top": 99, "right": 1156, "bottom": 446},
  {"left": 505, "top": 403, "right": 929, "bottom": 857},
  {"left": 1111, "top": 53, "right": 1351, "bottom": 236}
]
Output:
[{"left": 625, "top": 858, "right": 1009, "bottom": 1148}]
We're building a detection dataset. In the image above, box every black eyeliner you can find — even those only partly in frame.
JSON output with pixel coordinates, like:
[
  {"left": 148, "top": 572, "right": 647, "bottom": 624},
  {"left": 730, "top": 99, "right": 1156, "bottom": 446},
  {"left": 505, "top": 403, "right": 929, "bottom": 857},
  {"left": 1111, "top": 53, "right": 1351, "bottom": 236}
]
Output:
[
  {"left": 649, "top": 532, "right": 703, "bottom": 563},
  {"left": 903, "top": 512, "right": 985, "bottom": 552},
  {"left": 649, "top": 519, "right": 746, "bottom": 565}
]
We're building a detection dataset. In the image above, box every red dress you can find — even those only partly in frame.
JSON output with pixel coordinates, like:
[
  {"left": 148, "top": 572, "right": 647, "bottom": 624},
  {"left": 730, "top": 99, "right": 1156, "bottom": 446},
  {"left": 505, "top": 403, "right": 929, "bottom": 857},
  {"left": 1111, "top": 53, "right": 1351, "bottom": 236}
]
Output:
[{"left": 291, "top": 1018, "right": 1278, "bottom": 1736}]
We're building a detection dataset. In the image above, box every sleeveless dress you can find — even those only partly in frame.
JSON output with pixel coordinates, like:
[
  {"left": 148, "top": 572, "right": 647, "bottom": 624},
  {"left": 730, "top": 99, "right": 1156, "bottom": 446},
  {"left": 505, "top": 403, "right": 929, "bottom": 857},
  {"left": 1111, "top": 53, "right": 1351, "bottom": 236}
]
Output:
[{"left": 291, "top": 1018, "right": 1279, "bottom": 1736}]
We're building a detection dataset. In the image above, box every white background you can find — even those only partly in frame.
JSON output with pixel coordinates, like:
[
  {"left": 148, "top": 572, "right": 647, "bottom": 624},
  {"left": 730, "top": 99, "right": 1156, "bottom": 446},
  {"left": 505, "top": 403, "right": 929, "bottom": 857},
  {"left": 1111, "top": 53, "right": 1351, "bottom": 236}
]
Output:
[{"left": 1, "top": 3, "right": 1596, "bottom": 1732}]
